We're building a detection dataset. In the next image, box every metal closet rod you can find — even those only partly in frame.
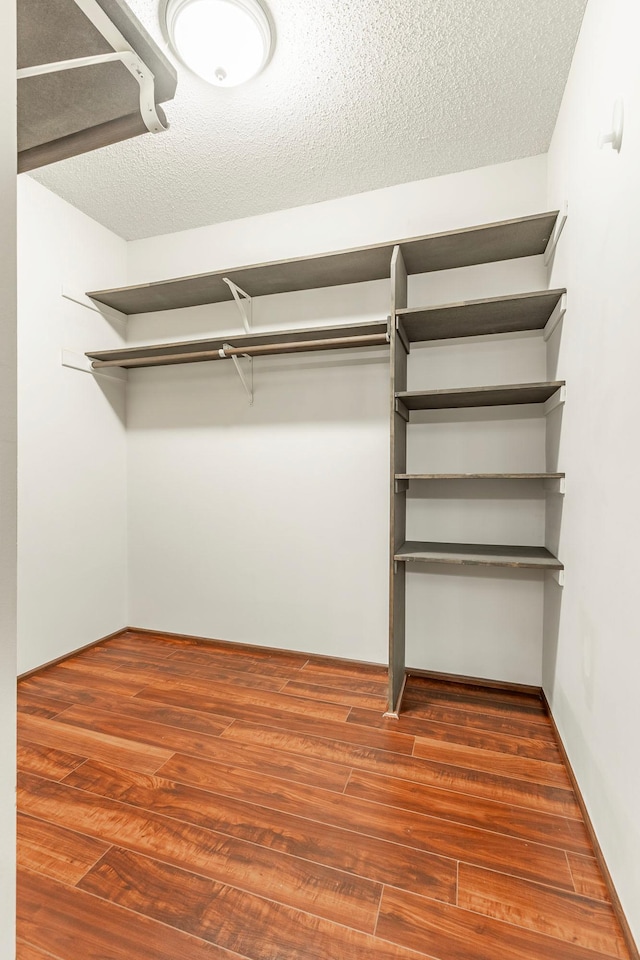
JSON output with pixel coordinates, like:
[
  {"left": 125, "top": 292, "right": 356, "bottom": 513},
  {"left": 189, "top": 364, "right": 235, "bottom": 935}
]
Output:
[{"left": 91, "top": 332, "right": 390, "bottom": 369}]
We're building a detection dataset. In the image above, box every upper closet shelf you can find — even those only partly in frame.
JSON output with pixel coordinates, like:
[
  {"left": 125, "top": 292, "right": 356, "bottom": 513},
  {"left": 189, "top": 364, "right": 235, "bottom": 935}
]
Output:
[
  {"left": 86, "top": 211, "right": 560, "bottom": 315},
  {"left": 397, "top": 289, "right": 566, "bottom": 343},
  {"left": 17, "top": 0, "right": 177, "bottom": 173},
  {"left": 86, "top": 320, "right": 390, "bottom": 369}
]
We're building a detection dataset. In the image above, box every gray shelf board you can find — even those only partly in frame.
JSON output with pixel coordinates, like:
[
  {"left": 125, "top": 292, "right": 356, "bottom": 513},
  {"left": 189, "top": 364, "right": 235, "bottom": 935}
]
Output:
[
  {"left": 397, "top": 289, "right": 566, "bottom": 343},
  {"left": 18, "top": 0, "right": 177, "bottom": 173},
  {"left": 86, "top": 320, "right": 389, "bottom": 366},
  {"left": 87, "top": 211, "right": 559, "bottom": 316},
  {"left": 396, "top": 473, "right": 565, "bottom": 480},
  {"left": 395, "top": 541, "right": 563, "bottom": 570},
  {"left": 397, "top": 381, "right": 565, "bottom": 411}
]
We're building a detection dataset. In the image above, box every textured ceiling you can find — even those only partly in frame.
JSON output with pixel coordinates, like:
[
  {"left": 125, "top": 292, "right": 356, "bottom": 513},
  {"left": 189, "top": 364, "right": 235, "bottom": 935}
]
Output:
[{"left": 30, "top": 0, "right": 588, "bottom": 240}]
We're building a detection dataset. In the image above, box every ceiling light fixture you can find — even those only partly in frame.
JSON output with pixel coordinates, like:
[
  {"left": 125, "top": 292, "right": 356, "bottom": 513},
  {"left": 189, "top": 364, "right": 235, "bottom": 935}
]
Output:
[{"left": 164, "top": 0, "right": 272, "bottom": 88}]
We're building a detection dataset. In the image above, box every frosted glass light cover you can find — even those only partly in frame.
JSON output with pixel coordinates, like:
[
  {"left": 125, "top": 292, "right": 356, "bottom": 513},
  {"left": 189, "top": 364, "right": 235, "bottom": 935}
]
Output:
[{"left": 167, "top": 0, "right": 271, "bottom": 87}]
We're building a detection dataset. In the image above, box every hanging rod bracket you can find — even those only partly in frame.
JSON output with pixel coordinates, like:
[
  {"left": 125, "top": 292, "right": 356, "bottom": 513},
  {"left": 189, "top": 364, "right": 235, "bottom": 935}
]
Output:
[
  {"left": 17, "top": 0, "right": 168, "bottom": 134},
  {"left": 62, "top": 348, "right": 127, "bottom": 381},
  {"left": 221, "top": 343, "right": 253, "bottom": 404},
  {"left": 550, "top": 569, "right": 565, "bottom": 587},
  {"left": 222, "top": 278, "right": 253, "bottom": 333}
]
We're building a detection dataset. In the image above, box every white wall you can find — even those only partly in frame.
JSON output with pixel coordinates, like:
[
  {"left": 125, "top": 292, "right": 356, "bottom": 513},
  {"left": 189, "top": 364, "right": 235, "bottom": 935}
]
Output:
[
  {"left": 127, "top": 156, "right": 552, "bottom": 681},
  {"left": 17, "top": 178, "right": 129, "bottom": 674},
  {"left": 545, "top": 0, "right": 640, "bottom": 943},
  {"left": 0, "top": 0, "right": 16, "bottom": 952}
]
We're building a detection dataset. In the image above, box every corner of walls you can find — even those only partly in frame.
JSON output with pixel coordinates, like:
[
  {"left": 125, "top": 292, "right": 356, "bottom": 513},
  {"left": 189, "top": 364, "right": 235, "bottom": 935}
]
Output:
[
  {"left": 544, "top": 0, "right": 640, "bottom": 944},
  {"left": 0, "top": 0, "right": 17, "bottom": 950},
  {"left": 17, "top": 177, "right": 130, "bottom": 674}
]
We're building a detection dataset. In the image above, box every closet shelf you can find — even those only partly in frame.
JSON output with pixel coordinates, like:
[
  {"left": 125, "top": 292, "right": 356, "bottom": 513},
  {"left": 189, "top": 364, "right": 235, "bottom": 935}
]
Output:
[
  {"left": 86, "top": 320, "right": 390, "bottom": 369},
  {"left": 395, "top": 473, "right": 565, "bottom": 480},
  {"left": 395, "top": 541, "right": 563, "bottom": 570},
  {"left": 396, "top": 380, "right": 565, "bottom": 411},
  {"left": 397, "top": 289, "right": 566, "bottom": 343},
  {"left": 86, "top": 211, "right": 559, "bottom": 315}
]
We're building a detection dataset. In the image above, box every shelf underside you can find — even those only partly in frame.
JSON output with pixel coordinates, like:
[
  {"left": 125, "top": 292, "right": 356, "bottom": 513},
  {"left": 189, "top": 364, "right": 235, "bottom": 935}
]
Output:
[
  {"left": 397, "top": 289, "right": 565, "bottom": 343},
  {"left": 397, "top": 381, "right": 564, "bottom": 411},
  {"left": 395, "top": 541, "right": 563, "bottom": 570},
  {"left": 87, "top": 212, "right": 559, "bottom": 315},
  {"left": 396, "top": 473, "right": 565, "bottom": 480},
  {"left": 86, "top": 320, "right": 389, "bottom": 368},
  {"left": 17, "top": 0, "right": 177, "bottom": 173}
]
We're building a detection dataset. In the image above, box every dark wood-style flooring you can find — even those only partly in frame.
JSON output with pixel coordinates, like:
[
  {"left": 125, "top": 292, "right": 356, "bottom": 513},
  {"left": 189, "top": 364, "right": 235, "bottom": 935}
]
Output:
[{"left": 17, "top": 629, "right": 632, "bottom": 960}]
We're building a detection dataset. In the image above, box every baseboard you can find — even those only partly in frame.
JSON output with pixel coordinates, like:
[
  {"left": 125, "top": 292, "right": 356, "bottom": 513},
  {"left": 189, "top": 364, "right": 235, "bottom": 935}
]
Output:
[
  {"left": 127, "top": 625, "right": 388, "bottom": 672},
  {"left": 17, "top": 626, "right": 130, "bottom": 682},
  {"left": 407, "top": 667, "right": 543, "bottom": 698},
  {"left": 541, "top": 692, "right": 639, "bottom": 960}
]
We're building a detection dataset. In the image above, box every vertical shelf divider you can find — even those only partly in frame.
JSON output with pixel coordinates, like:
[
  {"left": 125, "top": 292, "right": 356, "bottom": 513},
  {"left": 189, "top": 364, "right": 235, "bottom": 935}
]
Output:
[{"left": 386, "top": 245, "right": 409, "bottom": 717}]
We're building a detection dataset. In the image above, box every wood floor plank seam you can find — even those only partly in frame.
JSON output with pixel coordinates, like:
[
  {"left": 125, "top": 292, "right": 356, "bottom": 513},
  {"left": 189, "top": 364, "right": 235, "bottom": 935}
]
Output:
[
  {"left": 76, "top": 839, "right": 384, "bottom": 940},
  {"left": 18, "top": 866, "right": 255, "bottom": 960},
  {"left": 16, "top": 938, "right": 68, "bottom": 960}
]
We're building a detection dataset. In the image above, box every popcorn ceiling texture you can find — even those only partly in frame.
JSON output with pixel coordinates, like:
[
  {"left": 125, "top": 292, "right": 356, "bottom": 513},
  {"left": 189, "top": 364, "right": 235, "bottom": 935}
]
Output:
[{"left": 31, "top": 0, "right": 587, "bottom": 240}]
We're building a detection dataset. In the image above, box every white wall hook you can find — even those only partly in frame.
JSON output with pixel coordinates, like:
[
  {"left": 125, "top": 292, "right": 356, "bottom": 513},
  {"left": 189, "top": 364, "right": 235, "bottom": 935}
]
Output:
[{"left": 598, "top": 98, "right": 624, "bottom": 152}]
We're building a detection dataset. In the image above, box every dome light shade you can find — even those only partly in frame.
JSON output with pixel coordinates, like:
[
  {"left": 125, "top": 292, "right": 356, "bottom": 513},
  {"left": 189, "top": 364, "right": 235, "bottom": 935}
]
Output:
[{"left": 165, "top": 0, "right": 272, "bottom": 87}]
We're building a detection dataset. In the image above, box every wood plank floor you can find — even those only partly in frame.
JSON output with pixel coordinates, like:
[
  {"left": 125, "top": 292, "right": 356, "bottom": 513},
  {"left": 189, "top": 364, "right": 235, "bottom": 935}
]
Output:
[{"left": 17, "top": 629, "right": 632, "bottom": 960}]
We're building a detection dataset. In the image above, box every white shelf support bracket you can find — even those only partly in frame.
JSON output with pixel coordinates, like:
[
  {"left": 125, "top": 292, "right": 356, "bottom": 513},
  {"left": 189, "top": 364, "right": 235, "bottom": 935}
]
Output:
[
  {"left": 544, "top": 477, "right": 566, "bottom": 495},
  {"left": 222, "top": 278, "right": 253, "bottom": 334},
  {"left": 550, "top": 569, "right": 565, "bottom": 587},
  {"left": 544, "top": 384, "right": 566, "bottom": 417},
  {"left": 62, "top": 285, "right": 127, "bottom": 325},
  {"left": 17, "top": 0, "right": 167, "bottom": 134},
  {"left": 220, "top": 343, "right": 253, "bottom": 404},
  {"left": 543, "top": 293, "right": 567, "bottom": 342},
  {"left": 544, "top": 201, "right": 568, "bottom": 266},
  {"left": 61, "top": 349, "right": 127, "bottom": 381}
]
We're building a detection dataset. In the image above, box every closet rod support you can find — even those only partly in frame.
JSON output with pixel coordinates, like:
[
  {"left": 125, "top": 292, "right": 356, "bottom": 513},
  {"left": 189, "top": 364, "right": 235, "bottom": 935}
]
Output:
[
  {"left": 550, "top": 569, "right": 565, "bottom": 587},
  {"left": 223, "top": 278, "right": 253, "bottom": 333},
  {"left": 220, "top": 343, "right": 253, "bottom": 404}
]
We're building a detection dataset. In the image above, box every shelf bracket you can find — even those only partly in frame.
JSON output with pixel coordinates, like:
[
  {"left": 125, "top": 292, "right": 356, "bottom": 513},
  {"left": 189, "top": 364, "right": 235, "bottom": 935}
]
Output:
[
  {"left": 220, "top": 343, "right": 253, "bottom": 405},
  {"left": 544, "top": 477, "right": 566, "bottom": 495},
  {"left": 17, "top": 0, "right": 168, "bottom": 134},
  {"left": 544, "top": 385, "right": 566, "bottom": 416},
  {"left": 395, "top": 479, "right": 409, "bottom": 494},
  {"left": 549, "top": 569, "right": 565, "bottom": 587},
  {"left": 543, "top": 293, "right": 567, "bottom": 342},
  {"left": 62, "top": 285, "right": 127, "bottom": 325},
  {"left": 544, "top": 201, "right": 568, "bottom": 266},
  {"left": 222, "top": 278, "right": 253, "bottom": 334}
]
